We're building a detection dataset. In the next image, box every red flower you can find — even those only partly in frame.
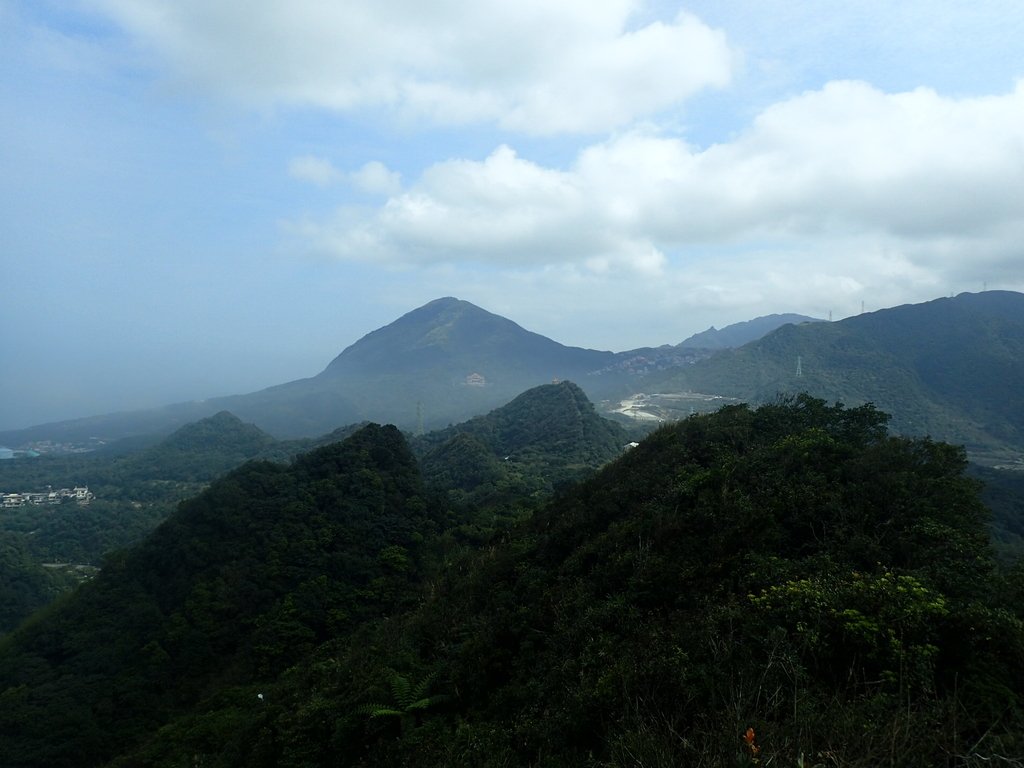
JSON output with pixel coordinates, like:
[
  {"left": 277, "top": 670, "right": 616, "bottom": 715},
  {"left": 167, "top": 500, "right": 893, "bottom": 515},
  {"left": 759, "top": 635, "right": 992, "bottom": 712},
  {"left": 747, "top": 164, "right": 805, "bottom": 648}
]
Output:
[{"left": 743, "top": 727, "right": 761, "bottom": 756}]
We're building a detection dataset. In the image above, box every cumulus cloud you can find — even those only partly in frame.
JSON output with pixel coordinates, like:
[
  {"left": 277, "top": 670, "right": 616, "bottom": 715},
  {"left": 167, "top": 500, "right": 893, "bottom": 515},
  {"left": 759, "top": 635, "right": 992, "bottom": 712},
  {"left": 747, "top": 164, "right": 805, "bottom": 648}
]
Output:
[
  {"left": 668, "top": 80, "right": 1024, "bottom": 241},
  {"left": 292, "top": 80, "right": 1024, "bottom": 287},
  {"left": 92, "top": 0, "right": 734, "bottom": 133},
  {"left": 290, "top": 145, "right": 644, "bottom": 268}
]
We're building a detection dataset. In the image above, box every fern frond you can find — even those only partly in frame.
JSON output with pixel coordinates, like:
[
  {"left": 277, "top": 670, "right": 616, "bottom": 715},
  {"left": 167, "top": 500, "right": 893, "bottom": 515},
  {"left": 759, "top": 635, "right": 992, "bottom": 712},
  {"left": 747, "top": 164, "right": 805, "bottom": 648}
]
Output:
[
  {"left": 410, "top": 671, "right": 437, "bottom": 702},
  {"left": 354, "top": 703, "right": 403, "bottom": 719},
  {"left": 388, "top": 671, "right": 412, "bottom": 709},
  {"left": 405, "top": 693, "right": 450, "bottom": 712}
]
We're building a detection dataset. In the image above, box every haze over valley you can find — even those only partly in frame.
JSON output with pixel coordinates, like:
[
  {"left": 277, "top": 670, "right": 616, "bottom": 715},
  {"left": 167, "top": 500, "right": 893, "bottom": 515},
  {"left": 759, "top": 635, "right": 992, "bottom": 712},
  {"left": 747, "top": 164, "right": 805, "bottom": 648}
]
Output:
[{"left": 4, "top": 292, "right": 1023, "bottom": 464}]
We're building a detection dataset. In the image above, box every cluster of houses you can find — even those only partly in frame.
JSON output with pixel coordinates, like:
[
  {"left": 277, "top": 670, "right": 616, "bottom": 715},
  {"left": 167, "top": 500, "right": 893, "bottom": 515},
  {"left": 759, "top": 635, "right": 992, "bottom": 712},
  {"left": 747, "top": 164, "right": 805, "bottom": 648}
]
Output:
[{"left": 2, "top": 486, "right": 93, "bottom": 508}]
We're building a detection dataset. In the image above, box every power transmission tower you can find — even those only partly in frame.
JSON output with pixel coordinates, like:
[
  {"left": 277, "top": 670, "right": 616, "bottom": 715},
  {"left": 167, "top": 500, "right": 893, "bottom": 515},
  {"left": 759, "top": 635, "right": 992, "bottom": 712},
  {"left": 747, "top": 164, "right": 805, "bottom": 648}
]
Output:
[
  {"left": 416, "top": 401, "right": 424, "bottom": 437},
  {"left": 795, "top": 355, "right": 803, "bottom": 378}
]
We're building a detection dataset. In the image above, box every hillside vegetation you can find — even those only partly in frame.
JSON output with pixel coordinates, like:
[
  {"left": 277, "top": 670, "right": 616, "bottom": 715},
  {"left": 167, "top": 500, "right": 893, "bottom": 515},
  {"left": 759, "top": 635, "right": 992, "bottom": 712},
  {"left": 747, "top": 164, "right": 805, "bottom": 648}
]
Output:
[
  {"left": 415, "top": 381, "right": 630, "bottom": 507},
  {"left": 0, "top": 413, "right": 280, "bottom": 633},
  {"left": 0, "top": 396, "right": 1020, "bottom": 767},
  {"left": 0, "top": 387, "right": 628, "bottom": 635},
  {"left": 646, "top": 291, "right": 1024, "bottom": 455},
  {"left": 0, "top": 424, "right": 442, "bottom": 767}
]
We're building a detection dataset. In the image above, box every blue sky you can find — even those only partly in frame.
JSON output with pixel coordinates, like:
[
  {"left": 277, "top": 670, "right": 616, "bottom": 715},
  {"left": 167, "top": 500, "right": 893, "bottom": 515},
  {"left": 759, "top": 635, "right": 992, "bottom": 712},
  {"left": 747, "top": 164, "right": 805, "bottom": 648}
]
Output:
[{"left": 2, "top": 1, "right": 1023, "bottom": 429}]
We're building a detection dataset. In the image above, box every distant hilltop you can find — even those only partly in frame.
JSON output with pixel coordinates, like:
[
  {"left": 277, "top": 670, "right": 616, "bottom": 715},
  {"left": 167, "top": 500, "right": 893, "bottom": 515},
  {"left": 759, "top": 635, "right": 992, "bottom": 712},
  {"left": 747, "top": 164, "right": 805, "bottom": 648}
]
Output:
[{"left": 677, "top": 313, "right": 823, "bottom": 349}]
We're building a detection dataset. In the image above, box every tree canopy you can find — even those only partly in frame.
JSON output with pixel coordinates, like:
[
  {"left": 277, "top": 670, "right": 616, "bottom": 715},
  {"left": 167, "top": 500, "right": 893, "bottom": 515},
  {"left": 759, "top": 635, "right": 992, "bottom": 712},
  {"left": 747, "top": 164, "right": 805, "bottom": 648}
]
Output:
[{"left": 0, "top": 396, "right": 1021, "bottom": 767}]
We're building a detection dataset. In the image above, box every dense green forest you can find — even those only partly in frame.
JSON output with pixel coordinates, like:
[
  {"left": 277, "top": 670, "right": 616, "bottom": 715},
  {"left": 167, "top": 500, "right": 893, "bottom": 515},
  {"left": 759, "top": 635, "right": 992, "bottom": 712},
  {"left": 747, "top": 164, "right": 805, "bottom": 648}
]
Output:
[
  {"left": 0, "top": 389, "right": 625, "bottom": 635},
  {"left": 0, "top": 395, "right": 1021, "bottom": 766},
  {"left": 414, "top": 381, "right": 630, "bottom": 511},
  {"left": 0, "top": 412, "right": 280, "bottom": 633},
  {"left": 974, "top": 464, "right": 1024, "bottom": 561},
  {"left": 0, "top": 424, "right": 444, "bottom": 766},
  {"left": 0, "top": 531, "right": 77, "bottom": 632},
  {"left": 644, "top": 291, "right": 1024, "bottom": 457}
]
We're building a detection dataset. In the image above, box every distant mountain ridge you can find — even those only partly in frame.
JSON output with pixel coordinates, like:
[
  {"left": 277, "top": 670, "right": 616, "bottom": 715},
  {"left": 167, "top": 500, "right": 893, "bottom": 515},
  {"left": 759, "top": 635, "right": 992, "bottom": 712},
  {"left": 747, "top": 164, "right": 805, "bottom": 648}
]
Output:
[
  {"left": 646, "top": 291, "right": 1024, "bottom": 455},
  {"left": 677, "top": 312, "right": 823, "bottom": 349},
  {"left": 3, "top": 293, "right": 1021, "bottom": 456},
  {"left": 0, "top": 298, "right": 621, "bottom": 444},
  {"left": 0, "top": 299, "right": 817, "bottom": 445}
]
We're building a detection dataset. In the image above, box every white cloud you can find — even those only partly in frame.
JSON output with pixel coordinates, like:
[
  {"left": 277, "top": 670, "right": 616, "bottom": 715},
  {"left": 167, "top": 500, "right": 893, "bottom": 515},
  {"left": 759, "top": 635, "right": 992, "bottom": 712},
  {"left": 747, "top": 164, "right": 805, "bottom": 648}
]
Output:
[
  {"left": 91, "top": 0, "right": 735, "bottom": 133},
  {"left": 293, "top": 145, "right": 630, "bottom": 267},
  {"left": 288, "top": 156, "right": 401, "bottom": 195},
  {"left": 288, "top": 155, "right": 342, "bottom": 186},
  {"left": 291, "top": 80, "right": 1024, "bottom": 306},
  {"left": 351, "top": 161, "right": 402, "bottom": 196},
  {"left": 682, "top": 80, "right": 1024, "bottom": 241}
]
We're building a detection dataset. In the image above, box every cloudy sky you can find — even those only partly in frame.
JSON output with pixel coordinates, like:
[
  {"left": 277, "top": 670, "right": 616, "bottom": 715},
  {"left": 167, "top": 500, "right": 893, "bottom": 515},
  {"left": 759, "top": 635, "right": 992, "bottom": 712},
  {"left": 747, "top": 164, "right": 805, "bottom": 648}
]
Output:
[{"left": 2, "top": 1, "right": 1023, "bottom": 429}]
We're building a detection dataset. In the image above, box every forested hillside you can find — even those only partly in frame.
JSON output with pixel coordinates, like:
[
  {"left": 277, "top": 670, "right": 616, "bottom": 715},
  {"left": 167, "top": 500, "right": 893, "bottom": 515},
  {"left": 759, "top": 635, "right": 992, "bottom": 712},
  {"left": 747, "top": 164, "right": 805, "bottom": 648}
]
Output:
[
  {"left": 1, "top": 397, "right": 1020, "bottom": 767},
  {"left": 0, "top": 388, "right": 627, "bottom": 635},
  {"left": 415, "top": 380, "right": 630, "bottom": 508},
  {"left": 0, "top": 413, "right": 281, "bottom": 633},
  {"left": 645, "top": 291, "right": 1024, "bottom": 456},
  {"left": 974, "top": 465, "right": 1024, "bottom": 560},
  {"left": 0, "top": 424, "right": 443, "bottom": 767},
  {"left": 0, "top": 532, "right": 75, "bottom": 634}
]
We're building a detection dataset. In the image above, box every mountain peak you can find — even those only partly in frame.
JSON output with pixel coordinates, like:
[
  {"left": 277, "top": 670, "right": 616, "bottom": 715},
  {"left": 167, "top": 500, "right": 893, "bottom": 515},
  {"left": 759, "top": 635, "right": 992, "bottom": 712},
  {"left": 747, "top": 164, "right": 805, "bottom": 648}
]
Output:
[
  {"left": 651, "top": 290, "right": 1024, "bottom": 453},
  {"left": 319, "top": 297, "right": 611, "bottom": 382},
  {"left": 402, "top": 296, "right": 480, "bottom": 322},
  {"left": 422, "top": 380, "right": 627, "bottom": 459},
  {"left": 422, "top": 295, "right": 470, "bottom": 309},
  {"left": 158, "top": 411, "right": 274, "bottom": 452},
  {"left": 417, "top": 380, "right": 629, "bottom": 495}
]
